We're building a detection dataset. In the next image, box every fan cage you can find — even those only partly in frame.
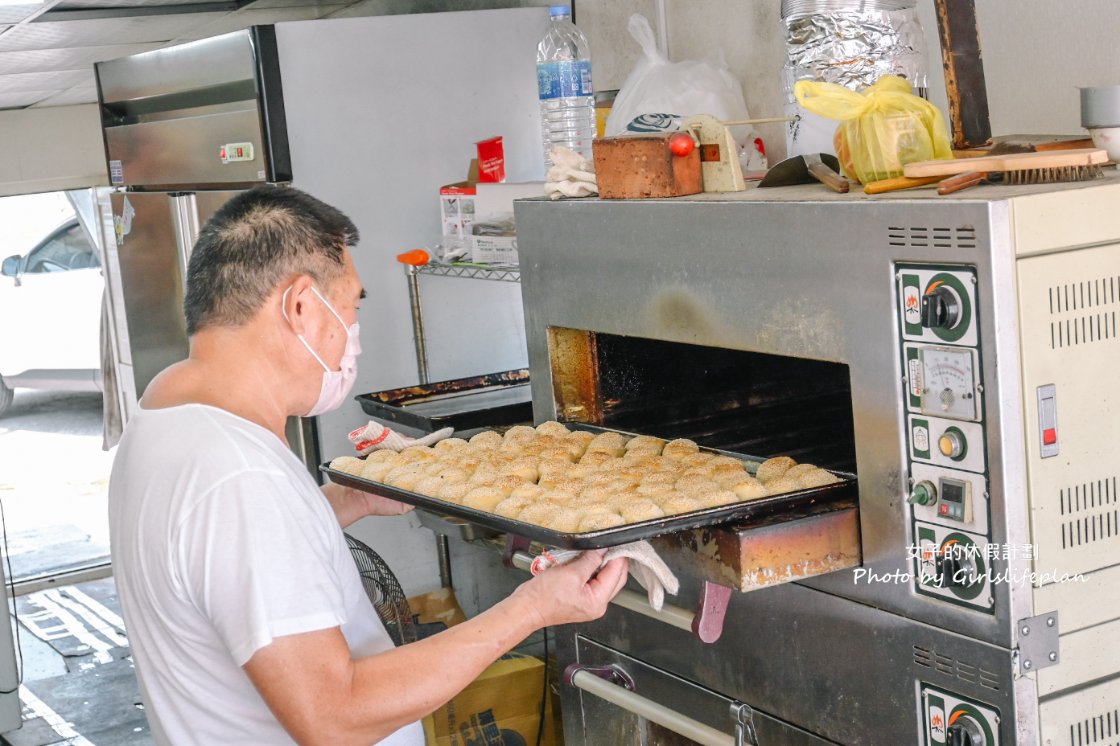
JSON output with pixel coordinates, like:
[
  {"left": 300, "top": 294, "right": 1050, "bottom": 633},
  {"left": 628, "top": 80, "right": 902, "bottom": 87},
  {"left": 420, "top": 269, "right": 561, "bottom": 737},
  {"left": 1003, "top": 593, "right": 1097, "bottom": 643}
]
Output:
[{"left": 346, "top": 533, "right": 417, "bottom": 646}]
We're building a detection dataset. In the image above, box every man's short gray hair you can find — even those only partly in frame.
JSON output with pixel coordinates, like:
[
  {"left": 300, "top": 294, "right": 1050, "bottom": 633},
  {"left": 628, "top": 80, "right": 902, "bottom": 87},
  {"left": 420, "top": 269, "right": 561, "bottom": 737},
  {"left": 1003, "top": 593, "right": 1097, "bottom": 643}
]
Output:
[{"left": 184, "top": 185, "right": 359, "bottom": 335}]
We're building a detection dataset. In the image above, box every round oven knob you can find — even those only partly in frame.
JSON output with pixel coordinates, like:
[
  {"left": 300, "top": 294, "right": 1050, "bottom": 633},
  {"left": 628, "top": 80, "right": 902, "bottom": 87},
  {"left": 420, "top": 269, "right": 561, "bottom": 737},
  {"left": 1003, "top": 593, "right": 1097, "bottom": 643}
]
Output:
[
  {"left": 907, "top": 480, "right": 937, "bottom": 506},
  {"left": 938, "top": 429, "right": 967, "bottom": 460},
  {"left": 946, "top": 715, "right": 986, "bottom": 746},
  {"left": 921, "top": 285, "right": 962, "bottom": 330},
  {"left": 936, "top": 549, "right": 980, "bottom": 590}
]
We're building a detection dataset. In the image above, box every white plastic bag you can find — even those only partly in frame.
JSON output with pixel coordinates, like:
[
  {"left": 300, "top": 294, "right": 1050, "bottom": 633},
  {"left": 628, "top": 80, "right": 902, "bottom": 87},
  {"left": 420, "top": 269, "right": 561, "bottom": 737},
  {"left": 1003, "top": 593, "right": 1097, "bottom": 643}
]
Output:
[{"left": 605, "top": 14, "right": 766, "bottom": 170}]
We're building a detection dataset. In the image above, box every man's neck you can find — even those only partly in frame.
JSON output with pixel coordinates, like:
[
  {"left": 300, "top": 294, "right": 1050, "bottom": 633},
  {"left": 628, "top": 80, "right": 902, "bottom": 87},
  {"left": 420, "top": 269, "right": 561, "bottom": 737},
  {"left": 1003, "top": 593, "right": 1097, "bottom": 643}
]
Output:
[{"left": 142, "top": 326, "right": 297, "bottom": 443}]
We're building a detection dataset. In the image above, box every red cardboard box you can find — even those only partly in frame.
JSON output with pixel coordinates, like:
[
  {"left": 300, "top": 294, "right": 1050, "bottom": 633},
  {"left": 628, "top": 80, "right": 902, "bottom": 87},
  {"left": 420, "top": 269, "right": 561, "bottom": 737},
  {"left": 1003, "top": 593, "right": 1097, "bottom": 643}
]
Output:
[{"left": 476, "top": 136, "right": 505, "bottom": 183}]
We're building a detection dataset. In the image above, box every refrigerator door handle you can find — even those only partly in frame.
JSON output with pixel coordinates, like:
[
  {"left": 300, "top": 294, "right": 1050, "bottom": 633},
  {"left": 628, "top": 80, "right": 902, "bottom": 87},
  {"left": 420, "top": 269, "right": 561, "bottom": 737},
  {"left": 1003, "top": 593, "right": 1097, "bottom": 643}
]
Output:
[{"left": 170, "top": 193, "right": 201, "bottom": 277}]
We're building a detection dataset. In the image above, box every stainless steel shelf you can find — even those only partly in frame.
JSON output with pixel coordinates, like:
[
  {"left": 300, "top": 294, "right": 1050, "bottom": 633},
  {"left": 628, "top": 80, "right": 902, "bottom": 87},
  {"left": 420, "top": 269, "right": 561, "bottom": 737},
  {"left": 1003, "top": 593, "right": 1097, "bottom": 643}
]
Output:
[
  {"left": 411, "top": 262, "right": 520, "bottom": 283},
  {"left": 403, "top": 261, "right": 522, "bottom": 385}
]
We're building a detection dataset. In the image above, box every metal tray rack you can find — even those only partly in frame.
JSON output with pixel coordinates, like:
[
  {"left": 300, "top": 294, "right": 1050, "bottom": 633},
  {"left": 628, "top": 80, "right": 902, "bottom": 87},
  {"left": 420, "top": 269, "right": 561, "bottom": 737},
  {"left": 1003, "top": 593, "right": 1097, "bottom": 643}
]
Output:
[
  {"left": 321, "top": 426, "right": 857, "bottom": 549},
  {"left": 355, "top": 369, "right": 532, "bottom": 432}
]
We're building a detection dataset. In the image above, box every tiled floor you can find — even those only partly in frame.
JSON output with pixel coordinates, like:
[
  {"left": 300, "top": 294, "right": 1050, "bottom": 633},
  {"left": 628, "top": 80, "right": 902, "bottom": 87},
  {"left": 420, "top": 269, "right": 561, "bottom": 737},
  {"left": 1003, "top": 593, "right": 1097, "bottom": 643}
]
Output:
[{"left": 2, "top": 579, "right": 151, "bottom": 746}]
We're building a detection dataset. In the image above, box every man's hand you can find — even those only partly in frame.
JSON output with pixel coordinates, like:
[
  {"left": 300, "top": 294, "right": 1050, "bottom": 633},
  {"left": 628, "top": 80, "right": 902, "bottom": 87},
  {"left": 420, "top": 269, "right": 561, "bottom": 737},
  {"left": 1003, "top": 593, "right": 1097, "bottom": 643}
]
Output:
[
  {"left": 352, "top": 487, "right": 414, "bottom": 517},
  {"left": 511, "top": 550, "right": 629, "bottom": 628},
  {"left": 321, "top": 482, "right": 413, "bottom": 528}
]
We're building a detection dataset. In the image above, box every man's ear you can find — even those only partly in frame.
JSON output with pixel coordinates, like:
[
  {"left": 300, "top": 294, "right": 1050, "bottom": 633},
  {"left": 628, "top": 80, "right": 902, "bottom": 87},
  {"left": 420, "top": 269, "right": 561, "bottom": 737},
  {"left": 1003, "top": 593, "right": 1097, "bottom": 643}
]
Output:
[{"left": 280, "top": 275, "right": 317, "bottom": 335}]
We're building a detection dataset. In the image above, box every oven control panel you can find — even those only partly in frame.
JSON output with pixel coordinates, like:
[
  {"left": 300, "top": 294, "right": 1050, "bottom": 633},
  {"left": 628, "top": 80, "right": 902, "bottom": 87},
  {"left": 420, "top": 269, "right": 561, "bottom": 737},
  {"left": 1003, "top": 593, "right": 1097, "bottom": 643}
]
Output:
[
  {"left": 919, "top": 684, "right": 1001, "bottom": 746},
  {"left": 897, "top": 265, "right": 994, "bottom": 613}
]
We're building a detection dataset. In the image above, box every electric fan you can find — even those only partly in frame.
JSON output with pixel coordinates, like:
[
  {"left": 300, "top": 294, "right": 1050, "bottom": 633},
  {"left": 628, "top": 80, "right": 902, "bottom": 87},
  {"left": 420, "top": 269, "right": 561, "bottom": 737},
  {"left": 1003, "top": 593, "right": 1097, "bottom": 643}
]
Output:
[{"left": 345, "top": 533, "right": 416, "bottom": 646}]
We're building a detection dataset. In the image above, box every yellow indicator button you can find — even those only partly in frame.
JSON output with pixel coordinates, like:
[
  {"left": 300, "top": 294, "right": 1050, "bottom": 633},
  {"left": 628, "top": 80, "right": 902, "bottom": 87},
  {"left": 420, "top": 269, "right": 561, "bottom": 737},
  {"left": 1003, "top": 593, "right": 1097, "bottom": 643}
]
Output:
[
  {"left": 938, "top": 435, "right": 952, "bottom": 456},
  {"left": 938, "top": 431, "right": 964, "bottom": 459}
]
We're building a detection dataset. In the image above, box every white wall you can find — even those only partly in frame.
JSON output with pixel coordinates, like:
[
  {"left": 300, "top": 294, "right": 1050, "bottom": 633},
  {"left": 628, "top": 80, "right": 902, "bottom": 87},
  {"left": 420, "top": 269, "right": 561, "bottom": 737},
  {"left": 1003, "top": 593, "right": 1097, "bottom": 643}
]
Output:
[
  {"left": 0, "top": 105, "right": 108, "bottom": 198},
  {"left": 277, "top": 9, "right": 550, "bottom": 597},
  {"left": 580, "top": 0, "right": 1120, "bottom": 162}
]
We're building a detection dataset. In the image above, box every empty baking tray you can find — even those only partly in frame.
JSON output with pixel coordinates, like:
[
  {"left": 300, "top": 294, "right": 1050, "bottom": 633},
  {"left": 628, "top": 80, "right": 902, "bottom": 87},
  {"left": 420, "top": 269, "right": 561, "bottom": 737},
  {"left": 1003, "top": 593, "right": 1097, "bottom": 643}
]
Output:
[
  {"left": 355, "top": 369, "right": 532, "bottom": 432},
  {"left": 320, "top": 426, "right": 857, "bottom": 549}
]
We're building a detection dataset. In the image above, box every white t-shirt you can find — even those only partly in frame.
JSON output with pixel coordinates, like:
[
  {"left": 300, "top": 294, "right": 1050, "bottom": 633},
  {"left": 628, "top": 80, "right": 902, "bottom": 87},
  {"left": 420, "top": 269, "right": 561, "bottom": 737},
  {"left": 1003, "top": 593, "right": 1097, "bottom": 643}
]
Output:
[{"left": 108, "top": 403, "right": 424, "bottom": 745}]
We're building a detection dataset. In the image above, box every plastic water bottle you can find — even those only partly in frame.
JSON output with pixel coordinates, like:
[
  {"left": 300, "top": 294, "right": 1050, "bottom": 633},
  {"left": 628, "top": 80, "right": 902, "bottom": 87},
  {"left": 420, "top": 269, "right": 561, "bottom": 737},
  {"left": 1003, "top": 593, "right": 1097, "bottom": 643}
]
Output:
[{"left": 536, "top": 4, "right": 595, "bottom": 169}]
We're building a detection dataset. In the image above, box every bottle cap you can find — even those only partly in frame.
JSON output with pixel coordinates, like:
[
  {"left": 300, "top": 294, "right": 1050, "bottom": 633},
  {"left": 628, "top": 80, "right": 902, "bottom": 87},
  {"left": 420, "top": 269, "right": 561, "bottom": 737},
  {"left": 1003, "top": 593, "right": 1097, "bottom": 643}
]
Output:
[{"left": 549, "top": 5, "right": 570, "bottom": 17}]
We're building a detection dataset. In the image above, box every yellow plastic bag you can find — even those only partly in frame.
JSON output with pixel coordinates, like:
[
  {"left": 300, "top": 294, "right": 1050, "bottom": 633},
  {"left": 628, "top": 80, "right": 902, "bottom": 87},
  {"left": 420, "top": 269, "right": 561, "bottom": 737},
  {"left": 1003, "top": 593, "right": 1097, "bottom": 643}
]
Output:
[{"left": 794, "top": 75, "right": 952, "bottom": 184}]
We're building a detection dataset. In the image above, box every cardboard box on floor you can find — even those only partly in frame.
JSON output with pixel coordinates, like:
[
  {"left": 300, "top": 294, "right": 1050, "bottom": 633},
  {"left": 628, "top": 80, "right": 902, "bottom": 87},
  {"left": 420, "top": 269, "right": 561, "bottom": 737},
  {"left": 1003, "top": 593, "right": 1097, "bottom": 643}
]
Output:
[
  {"left": 408, "top": 587, "right": 467, "bottom": 630},
  {"left": 423, "top": 653, "right": 558, "bottom": 746},
  {"left": 409, "top": 590, "right": 557, "bottom": 746}
]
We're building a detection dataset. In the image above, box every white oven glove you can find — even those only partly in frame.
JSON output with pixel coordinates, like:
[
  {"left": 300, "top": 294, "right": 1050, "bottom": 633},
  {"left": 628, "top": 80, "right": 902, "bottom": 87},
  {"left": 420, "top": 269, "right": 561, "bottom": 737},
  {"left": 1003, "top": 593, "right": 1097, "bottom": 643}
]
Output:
[
  {"left": 530, "top": 540, "right": 680, "bottom": 611},
  {"left": 545, "top": 146, "right": 598, "bottom": 201},
  {"left": 348, "top": 421, "right": 454, "bottom": 455}
]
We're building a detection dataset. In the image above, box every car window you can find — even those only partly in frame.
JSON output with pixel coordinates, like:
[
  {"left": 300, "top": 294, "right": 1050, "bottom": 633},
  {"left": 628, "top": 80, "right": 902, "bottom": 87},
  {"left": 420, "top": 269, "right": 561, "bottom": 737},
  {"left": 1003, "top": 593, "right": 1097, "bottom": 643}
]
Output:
[{"left": 25, "top": 223, "right": 100, "bottom": 273}]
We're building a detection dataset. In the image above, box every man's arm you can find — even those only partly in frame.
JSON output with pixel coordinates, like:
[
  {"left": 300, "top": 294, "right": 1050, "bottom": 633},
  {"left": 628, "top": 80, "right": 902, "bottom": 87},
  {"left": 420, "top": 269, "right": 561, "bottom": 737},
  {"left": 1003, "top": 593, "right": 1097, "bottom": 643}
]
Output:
[
  {"left": 321, "top": 482, "right": 413, "bottom": 528},
  {"left": 244, "top": 551, "right": 627, "bottom": 746}
]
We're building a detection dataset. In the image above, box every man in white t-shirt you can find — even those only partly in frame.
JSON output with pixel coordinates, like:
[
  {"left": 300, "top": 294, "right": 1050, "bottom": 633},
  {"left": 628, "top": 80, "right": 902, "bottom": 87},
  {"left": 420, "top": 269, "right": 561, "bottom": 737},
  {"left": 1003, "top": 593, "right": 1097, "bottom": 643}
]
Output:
[{"left": 108, "top": 185, "right": 628, "bottom": 745}]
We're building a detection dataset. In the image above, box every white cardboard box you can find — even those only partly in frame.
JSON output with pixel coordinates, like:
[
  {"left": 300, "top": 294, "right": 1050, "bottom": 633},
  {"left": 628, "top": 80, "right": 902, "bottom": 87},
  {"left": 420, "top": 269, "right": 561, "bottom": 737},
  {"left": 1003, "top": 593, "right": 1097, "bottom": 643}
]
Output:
[
  {"left": 471, "top": 235, "right": 519, "bottom": 264},
  {"left": 470, "top": 182, "right": 544, "bottom": 264},
  {"left": 439, "top": 181, "right": 475, "bottom": 240}
]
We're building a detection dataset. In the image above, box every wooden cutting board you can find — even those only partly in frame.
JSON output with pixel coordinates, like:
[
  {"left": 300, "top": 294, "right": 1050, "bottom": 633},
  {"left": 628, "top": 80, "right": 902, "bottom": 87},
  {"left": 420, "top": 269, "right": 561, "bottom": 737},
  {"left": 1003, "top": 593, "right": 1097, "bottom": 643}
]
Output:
[{"left": 904, "top": 148, "right": 1108, "bottom": 177}]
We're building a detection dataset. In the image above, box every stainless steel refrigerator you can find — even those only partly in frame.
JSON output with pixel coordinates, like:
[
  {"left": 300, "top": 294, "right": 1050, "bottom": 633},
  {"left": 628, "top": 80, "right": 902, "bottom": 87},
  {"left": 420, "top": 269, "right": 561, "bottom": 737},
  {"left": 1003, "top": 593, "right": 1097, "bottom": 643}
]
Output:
[
  {"left": 97, "top": 190, "right": 239, "bottom": 424},
  {"left": 95, "top": 8, "right": 548, "bottom": 591}
]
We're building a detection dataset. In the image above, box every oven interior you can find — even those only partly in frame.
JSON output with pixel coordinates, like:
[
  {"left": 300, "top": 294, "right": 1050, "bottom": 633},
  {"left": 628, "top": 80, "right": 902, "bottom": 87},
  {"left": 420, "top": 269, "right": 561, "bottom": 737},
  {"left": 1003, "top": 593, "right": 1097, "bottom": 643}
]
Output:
[{"left": 549, "top": 328, "right": 857, "bottom": 473}]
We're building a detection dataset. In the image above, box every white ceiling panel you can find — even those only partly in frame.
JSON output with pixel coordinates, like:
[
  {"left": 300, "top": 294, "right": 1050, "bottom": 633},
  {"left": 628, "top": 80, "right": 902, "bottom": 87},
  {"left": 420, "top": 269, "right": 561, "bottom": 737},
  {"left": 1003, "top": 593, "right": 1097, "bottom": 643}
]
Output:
[
  {"left": 0, "top": 13, "right": 226, "bottom": 52},
  {"left": 0, "top": 0, "right": 377, "bottom": 109},
  {"left": 0, "top": 41, "right": 163, "bottom": 74},
  {"left": 174, "top": 5, "right": 344, "bottom": 41},
  {"left": 245, "top": 0, "right": 351, "bottom": 9},
  {"left": 0, "top": 5, "right": 42, "bottom": 24},
  {"left": 0, "top": 88, "right": 58, "bottom": 108},
  {"left": 0, "top": 68, "right": 91, "bottom": 90},
  {"left": 324, "top": 1, "right": 383, "bottom": 19},
  {"left": 29, "top": 84, "right": 97, "bottom": 106},
  {"left": 55, "top": 0, "right": 232, "bottom": 8}
]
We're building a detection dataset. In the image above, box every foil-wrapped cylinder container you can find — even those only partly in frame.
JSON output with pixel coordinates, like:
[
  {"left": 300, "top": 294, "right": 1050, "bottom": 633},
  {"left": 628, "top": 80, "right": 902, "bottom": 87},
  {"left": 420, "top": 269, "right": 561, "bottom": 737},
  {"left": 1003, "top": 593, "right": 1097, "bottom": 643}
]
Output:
[{"left": 782, "top": 0, "right": 929, "bottom": 157}]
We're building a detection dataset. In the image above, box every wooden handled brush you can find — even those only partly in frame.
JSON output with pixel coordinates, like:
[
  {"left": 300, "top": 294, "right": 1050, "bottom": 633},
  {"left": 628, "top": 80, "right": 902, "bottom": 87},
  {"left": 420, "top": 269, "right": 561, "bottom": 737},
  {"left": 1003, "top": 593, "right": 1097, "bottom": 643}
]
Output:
[{"left": 904, "top": 148, "right": 1108, "bottom": 184}]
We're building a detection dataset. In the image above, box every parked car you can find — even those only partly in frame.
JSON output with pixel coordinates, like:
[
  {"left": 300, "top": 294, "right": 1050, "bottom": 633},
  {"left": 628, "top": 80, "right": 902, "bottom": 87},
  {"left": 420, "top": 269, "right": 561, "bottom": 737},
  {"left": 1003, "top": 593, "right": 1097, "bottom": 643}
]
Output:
[{"left": 0, "top": 218, "right": 103, "bottom": 416}]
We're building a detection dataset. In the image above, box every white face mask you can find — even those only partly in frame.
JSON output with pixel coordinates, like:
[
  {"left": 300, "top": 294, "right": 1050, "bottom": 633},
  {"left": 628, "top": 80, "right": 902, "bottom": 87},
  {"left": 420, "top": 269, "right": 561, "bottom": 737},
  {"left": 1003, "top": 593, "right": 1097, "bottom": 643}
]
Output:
[{"left": 282, "top": 285, "right": 361, "bottom": 417}]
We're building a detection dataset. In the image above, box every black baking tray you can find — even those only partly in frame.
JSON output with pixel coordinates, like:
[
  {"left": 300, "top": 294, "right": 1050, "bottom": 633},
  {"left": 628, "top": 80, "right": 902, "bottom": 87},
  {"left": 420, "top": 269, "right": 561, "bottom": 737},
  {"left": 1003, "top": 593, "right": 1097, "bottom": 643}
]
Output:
[
  {"left": 355, "top": 369, "right": 532, "bottom": 432},
  {"left": 321, "top": 426, "right": 857, "bottom": 549}
]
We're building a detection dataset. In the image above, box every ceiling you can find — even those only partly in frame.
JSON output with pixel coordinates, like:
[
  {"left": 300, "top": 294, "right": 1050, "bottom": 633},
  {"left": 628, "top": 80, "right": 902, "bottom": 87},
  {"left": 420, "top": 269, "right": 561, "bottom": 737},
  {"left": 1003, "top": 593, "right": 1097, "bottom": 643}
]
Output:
[{"left": 0, "top": 0, "right": 550, "bottom": 109}]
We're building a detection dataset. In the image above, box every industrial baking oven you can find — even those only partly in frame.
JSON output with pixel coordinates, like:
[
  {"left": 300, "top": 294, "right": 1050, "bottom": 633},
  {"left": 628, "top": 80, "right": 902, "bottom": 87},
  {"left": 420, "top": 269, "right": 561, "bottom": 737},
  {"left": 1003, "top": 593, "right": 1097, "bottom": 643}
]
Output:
[{"left": 513, "top": 175, "right": 1120, "bottom": 745}]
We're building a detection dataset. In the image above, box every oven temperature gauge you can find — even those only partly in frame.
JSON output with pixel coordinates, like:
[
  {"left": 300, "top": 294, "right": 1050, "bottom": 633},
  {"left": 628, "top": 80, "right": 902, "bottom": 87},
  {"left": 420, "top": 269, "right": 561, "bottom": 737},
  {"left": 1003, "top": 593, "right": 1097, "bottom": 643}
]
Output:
[{"left": 918, "top": 346, "right": 978, "bottom": 421}]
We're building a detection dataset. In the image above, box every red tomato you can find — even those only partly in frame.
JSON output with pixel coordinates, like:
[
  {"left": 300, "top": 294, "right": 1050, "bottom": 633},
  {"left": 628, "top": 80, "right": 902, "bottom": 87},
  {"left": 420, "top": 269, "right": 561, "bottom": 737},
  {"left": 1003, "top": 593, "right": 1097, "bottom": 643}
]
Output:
[{"left": 669, "top": 133, "right": 695, "bottom": 157}]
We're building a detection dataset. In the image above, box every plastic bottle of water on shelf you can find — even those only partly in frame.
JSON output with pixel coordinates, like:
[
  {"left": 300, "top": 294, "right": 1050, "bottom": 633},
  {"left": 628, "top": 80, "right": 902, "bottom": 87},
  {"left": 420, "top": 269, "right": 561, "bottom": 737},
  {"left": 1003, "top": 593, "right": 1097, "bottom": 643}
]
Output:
[{"left": 536, "top": 4, "right": 595, "bottom": 170}]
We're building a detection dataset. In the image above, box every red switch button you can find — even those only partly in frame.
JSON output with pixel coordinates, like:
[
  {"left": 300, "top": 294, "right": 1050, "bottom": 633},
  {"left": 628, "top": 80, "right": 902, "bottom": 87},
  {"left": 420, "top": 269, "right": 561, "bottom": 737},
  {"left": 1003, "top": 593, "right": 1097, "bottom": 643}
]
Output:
[{"left": 1043, "top": 428, "right": 1057, "bottom": 445}]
